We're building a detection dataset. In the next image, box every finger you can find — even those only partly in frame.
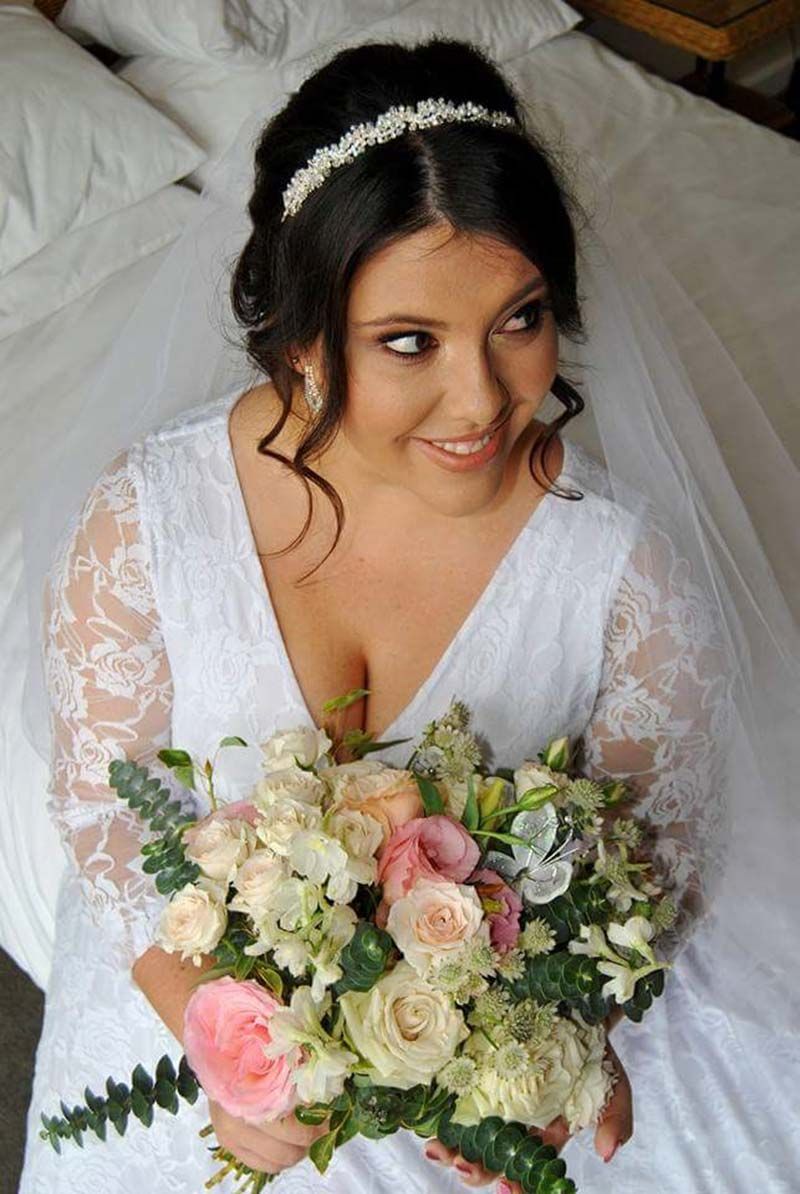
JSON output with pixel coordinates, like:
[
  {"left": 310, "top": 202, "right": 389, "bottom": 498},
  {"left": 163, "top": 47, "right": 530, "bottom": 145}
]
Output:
[
  {"left": 211, "top": 1106, "right": 307, "bottom": 1171},
  {"left": 594, "top": 1040, "right": 633, "bottom": 1162},
  {"left": 451, "top": 1154, "right": 496, "bottom": 1187},
  {"left": 424, "top": 1140, "right": 456, "bottom": 1166},
  {"left": 496, "top": 1181, "right": 523, "bottom": 1194},
  {"left": 537, "top": 1116, "right": 571, "bottom": 1153},
  {"left": 260, "top": 1111, "right": 329, "bottom": 1148}
]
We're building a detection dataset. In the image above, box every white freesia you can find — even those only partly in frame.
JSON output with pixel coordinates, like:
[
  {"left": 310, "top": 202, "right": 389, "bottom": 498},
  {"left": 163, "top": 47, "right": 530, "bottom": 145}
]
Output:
[
  {"left": 308, "top": 904, "right": 358, "bottom": 1001},
  {"left": 340, "top": 961, "right": 468, "bottom": 1089},
  {"left": 254, "top": 764, "right": 326, "bottom": 809},
  {"left": 289, "top": 828, "right": 349, "bottom": 886},
  {"left": 271, "top": 876, "right": 323, "bottom": 932},
  {"left": 157, "top": 881, "right": 227, "bottom": 966},
  {"left": 183, "top": 816, "right": 257, "bottom": 884},
  {"left": 569, "top": 919, "right": 672, "bottom": 1004},
  {"left": 327, "top": 809, "right": 382, "bottom": 901},
  {"left": 453, "top": 1016, "right": 612, "bottom": 1131},
  {"left": 270, "top": 935, "right": 313, "bottom": 976},
  {"left": 227, "top": 850, "right": 288, "bottom": 920},
  {"left": 386, "top": 879, "right": 486, "bottom": 977},
  {"left": 260, "top": 725, "right": 332, "bottom": 771},
  {"left": 607, "top": 915, "right": 656, "bottom": 961},
  {"left": 264, "top": 987, "right": 358, "bottom": 1104}
]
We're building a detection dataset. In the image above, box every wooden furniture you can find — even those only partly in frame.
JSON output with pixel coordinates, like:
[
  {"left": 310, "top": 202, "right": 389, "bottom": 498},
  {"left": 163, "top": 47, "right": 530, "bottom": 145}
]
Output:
[{"left": 573, "top": 0, "right": 800, "bottom": 130}]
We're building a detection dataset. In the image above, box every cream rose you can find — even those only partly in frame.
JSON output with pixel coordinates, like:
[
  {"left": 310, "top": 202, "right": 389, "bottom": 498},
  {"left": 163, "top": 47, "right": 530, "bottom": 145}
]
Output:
[
  {"left": 227, "top": 851, "right": 288, "bottom": 920},
  {"left": 183, "top": 816, "right": 257, "bottom": 884},
  {"left": 260, "top": 726, "right": 332, "bottom": 772},
  {"left": 386, "top": 878, "right": 486, "bottom": 976},
  {"left": 453, "top": 1016, "right": 612, "bottom": 1131},
  {"left": 340, "top": 961, "right": 468, "bottom": 1089},
  {"left": 327, "top": 765, "right": 423, "bottom": 848},
  {"left": 157, "top": 881, "right": 227, "bottom": 966},
  {"left": 254, "top": 764, "right": 326, "bottom": 809}
]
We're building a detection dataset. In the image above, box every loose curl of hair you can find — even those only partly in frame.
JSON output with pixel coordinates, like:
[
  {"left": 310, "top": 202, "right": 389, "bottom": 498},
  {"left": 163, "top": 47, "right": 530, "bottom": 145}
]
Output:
[{"left": 230, "top": 36, "right": 591, "bottom": 584}]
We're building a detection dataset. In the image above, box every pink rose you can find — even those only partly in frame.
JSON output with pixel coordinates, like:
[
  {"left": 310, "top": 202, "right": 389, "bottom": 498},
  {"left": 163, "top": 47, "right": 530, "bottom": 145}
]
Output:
[
  {"left": 469, "top": 868, "right": 523, "bottom": 953},
  {"left": 377, "top": 815, "right": 481, "bottom": 908},
  {"left": 183, "top": 976, "right": 299, "bottom": 1124},
  {"left": 216, "top": 800, "right": 260, "bottom": 825}
]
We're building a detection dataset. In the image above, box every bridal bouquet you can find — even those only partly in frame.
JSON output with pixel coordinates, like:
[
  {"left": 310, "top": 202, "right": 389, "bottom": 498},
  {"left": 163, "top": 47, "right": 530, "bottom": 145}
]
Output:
[{"left": 40, "top": 694, "right": 676, "bottom": 1193}]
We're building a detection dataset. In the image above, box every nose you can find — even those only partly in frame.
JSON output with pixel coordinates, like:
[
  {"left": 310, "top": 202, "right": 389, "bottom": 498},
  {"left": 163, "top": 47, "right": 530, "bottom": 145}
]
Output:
[{"left": 442, "top": 343, "right": 509, "bottom": 434}]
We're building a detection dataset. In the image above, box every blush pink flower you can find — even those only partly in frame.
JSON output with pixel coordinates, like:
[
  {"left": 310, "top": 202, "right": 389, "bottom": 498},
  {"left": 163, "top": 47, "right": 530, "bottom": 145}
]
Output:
[
  {"left": 183, "top": 976, "right": 299, "bottom": 1124},
  {"left": 469, "top": 867, "right": 523, "bottom": 953},
  {"left": 377, "top": 815, "right": 481, "bottom": 908}
]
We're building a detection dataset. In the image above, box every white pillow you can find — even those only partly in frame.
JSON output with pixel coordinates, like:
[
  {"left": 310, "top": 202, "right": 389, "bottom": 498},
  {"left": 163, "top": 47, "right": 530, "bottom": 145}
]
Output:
[
  {"left": 118, "top": 0, "right": 584, "bottom": 192},
  {"left": 0, "top": 5, "right": 205, "bottom": 275},
  {"left": 0, "top": 185, "right": 200, "bottom": 340}
]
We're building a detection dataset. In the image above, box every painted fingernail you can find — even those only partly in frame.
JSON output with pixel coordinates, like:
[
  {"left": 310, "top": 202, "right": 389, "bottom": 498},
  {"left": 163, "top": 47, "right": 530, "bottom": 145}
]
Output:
[
  {"left": 455, "top": 1161, "right": 472, "bottom": 1174},
  {"left": 603, "top": 1141, "right": 619, "bottom": 1163},
  {"left": 425, "top": 1145, "right": 441, "bottom": 1161},
  {"left": 497, "top": 1181, "right": 513, "bottom": 1194}
]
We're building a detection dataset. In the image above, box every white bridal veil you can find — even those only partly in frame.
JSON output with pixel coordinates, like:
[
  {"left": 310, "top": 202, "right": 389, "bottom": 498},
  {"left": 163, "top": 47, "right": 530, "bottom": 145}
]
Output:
[{"left": 19, "top": 58, "right": 800, "bottom": 1082}]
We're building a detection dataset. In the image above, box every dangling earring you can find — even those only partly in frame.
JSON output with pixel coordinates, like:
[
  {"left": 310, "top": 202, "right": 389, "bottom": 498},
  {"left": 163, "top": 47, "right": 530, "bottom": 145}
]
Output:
[{"left": 304, "top": 363, "right": 324, "bottom": 417}]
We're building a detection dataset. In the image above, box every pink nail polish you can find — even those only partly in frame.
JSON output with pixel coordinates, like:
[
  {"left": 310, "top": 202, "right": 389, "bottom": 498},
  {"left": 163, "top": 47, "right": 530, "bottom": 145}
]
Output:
[
  {"left": 455, "top": 1161, "right": 472, "bottom": 1174},
  {"left": 424, "top": 1145, "right": 440, "bottom": 1161},
  {"left": 603, "top": 1141, "right": 619, "bottom": 1163}
]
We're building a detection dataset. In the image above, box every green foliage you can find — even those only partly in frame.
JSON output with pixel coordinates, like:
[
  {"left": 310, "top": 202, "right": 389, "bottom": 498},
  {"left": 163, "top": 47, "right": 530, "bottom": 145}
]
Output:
[
  {"left": 536, "top": 881, "right": 612, "bottom": 945},
  {"left": 108, "top": 758, "right": 199, "bottom": 895},
  {"left": 332, "top": 922, "right": 394, "bottom": 995},
  {"left": 461, "top": 774, "right": 479, "bottom": 832},
  {"left": 415, "top": 774, "right": 445, "bottom": 815},
  {"left": 39, "top": 1055, "right": 199, "bottom": 1153},
  {"left": 437, "top": 1110, "right": 575, "bottom": 1194},
  {"left": 502, "top": 949, "right": 614, "bottom": 1025}
]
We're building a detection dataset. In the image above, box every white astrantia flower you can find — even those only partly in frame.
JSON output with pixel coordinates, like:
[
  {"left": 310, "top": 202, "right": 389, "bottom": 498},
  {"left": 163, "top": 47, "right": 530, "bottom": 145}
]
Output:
[
  {"left": 259, "top": 725, "right": 332, "bottom": 772},
  {"left": 264, "top": 987, "right": 358, "bottom": 1104}
]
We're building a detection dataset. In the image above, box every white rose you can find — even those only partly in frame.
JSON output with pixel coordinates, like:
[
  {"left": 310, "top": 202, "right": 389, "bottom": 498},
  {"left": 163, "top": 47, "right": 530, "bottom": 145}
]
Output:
[
  {"left": 227, "top": 850, "right": 288, "bottom": 920},
  {"left": 157, "top": 882, "right": 227, "bottom": 966},
  {"left": 183, "top": 816, "right": 257, "bottom": 884},
  {"left": 254, "top": 764, "right": 326, "bottom": 808},
  {"left": 386, "top": 878, "right": 486, "bottom": 977},
  {"left": 453, "top": 1017, "right": 612, "bottom": 1130},
  {"left": 260, "top": 726, "right": 332, "bottom": 771},
  {"left": 340, "top": 960, "right": 468, "bottom": 1089},
  {"left": 254, "top": 796, "right": 322, "bottom": 856}
]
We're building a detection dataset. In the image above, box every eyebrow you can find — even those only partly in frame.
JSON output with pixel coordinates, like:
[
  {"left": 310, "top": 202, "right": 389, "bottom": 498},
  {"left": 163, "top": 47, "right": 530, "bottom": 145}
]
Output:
[{"left": 353, "top": 274, "right": 547, "bottom": 329}]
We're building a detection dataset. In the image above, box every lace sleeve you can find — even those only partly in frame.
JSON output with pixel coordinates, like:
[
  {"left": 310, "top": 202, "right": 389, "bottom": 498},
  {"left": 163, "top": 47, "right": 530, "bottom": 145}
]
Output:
[
  {"left": 575, "top": 505, "right": 736, "bottom": 961},
  {"left": 42, "top": 447, "right": 181, "bottom": 974}
]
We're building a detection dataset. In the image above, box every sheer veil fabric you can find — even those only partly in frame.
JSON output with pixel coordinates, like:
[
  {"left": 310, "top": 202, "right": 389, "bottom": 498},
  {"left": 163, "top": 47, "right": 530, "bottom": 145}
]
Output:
[{"left": 19, "top": 74, "right": 800, "bottom": 1146}]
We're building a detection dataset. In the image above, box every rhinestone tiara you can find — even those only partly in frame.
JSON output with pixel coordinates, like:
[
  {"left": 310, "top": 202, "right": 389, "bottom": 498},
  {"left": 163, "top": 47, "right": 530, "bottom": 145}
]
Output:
[{"left": 280, "top": 96, "right": 518, "bottom": 222}]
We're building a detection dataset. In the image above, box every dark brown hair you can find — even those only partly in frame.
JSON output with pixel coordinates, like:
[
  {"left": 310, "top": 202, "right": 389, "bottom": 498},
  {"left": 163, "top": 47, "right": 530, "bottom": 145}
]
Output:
[{"left": 231, "top": 36, "right": 590, "bottom": 582}]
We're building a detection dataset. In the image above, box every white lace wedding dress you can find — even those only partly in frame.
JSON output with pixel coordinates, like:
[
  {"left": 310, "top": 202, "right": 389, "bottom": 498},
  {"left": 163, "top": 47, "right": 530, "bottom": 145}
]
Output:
[{"left": 19, "top": 389, "right": 798, "bottom": 1193}]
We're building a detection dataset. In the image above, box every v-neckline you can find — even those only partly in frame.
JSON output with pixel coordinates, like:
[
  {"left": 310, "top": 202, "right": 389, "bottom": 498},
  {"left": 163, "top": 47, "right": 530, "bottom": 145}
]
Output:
[{"left": 218, "top": 387, "right": 573, "bottom": 744}]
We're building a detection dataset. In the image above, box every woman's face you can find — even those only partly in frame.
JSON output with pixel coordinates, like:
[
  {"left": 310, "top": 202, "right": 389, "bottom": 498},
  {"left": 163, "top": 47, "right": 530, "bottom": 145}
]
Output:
[{"left": 304, "top": 221, "right": 559, "bottom": 520}]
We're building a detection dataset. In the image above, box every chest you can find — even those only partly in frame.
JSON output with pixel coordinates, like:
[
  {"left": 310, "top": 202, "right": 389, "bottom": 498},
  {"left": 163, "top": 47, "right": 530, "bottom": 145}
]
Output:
[{"left": 256, "top": 508, "right": 542, "bottom": 744}]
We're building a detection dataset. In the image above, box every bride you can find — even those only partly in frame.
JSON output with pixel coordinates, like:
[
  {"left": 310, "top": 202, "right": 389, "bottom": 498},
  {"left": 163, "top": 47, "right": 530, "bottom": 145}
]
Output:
[{"left": 19, "top": 36, "right": 800, "bottom": 1194}]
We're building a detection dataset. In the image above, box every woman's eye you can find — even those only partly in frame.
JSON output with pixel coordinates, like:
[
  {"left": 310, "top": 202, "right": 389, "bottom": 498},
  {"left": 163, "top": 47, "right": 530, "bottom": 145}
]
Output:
[
  {"left": 501, "top": 299, "right": 549, "bottom": 334},
  {"left": 379, "top": 298, "right": 550, "bottom": 362},
  {"left": 381, "top": 332, "right": 431, "bottom": 357}
]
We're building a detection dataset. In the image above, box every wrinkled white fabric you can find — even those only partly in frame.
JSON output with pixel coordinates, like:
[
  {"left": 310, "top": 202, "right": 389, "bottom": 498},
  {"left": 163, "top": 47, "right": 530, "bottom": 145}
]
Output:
[{"left": 19, "top": 386, "right": 787, "bottom": 1194}]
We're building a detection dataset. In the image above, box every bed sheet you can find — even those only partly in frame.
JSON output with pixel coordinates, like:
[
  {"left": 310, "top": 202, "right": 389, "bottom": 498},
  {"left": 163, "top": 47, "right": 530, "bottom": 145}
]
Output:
[{"left": 3, "top": 27, "right": 799, "bottom": 988}]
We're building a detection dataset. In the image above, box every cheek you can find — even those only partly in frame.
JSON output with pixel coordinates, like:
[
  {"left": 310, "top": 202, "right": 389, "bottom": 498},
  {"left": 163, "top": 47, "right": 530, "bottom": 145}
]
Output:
[{"left": 343, "top": 364, "right": 433, "bottom": 445}]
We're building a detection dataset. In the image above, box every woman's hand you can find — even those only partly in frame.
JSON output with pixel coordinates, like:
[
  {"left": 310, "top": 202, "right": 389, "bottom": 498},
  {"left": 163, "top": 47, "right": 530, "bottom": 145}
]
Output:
[
  {"left": 424, "top": 1008, "right": 632, "bottom": 1189},
  {"left": 207, "top": 1098, "right": 329, "bottom": 1175}
]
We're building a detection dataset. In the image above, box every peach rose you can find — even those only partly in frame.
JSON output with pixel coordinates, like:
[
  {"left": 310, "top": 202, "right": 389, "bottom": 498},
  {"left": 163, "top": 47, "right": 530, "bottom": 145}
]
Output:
[
  {"left": 385, "top": 877, "right": 486, "bottom": 976},
  {"left": 377, "top": 815, "right": 481, "bottom": 907},
  {"left": 333, "top": 767, "right": 423, "bottom": 850},
  {"left": 183, "top": 976, "right": 300, "bottom": 1124}
]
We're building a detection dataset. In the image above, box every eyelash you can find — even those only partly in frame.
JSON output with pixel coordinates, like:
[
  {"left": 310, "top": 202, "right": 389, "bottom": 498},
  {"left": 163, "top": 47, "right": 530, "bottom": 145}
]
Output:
[{"left": 379, "top": 299, "right": 552, "bottom": 362}]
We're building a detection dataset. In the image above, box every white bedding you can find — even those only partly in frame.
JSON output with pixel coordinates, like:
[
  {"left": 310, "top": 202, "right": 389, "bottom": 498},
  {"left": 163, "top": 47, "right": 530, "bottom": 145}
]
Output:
[{"left": 2, "top": 28, "right": 798, "bottom": 989}]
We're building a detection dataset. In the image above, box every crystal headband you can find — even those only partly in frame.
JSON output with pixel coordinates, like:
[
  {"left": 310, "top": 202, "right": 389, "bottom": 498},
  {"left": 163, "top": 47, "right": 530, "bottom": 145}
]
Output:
[{"left": 280, "top": 96, "right": 518, "bottom": 222}]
